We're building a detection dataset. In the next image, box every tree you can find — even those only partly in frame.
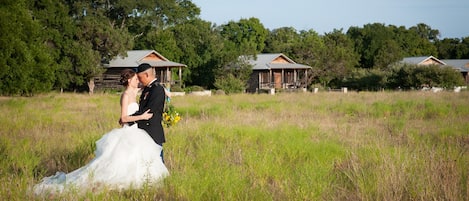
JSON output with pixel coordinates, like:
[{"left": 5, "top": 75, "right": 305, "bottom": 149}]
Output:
[
  {"left": 435, "top": 37, "right": 469, "bottom": 59},
  {"left": 130, "top": 0, "right": 200, "bottom": 45},
  {"left": 30, "top": 0, "right": 82, "bottom": 92},
  {"left": 138, "top": 19, "right": 227, "bottom": 89},
  {"left": 400, "top": 24, "right": 438, "bottom": 57},
  {"left": 28, "top": 0, "right": 134, "bottom": 93},
  {"left": 436, "top": 38, "right": 461, "bottom": 59},
  {"left": 169, "top": 19, "right": 226, "bottom": 88},
  {"left": 373, "top": 40, "right": 402, "bottom": 69},
  {"left": 347, "top": 23, "right": 438, "bottom": 69},
  {"left": 347, "top": 23, "right": 394, "bottom": 69},
  {"left": 291, "top": 30, "right": 323, "bottom": 64},
  {"left": 318, "top": 29, "right": 359, "bottom": 87},
  {"left": 461, "top": 37, "right": 469, "bottom": 59},
  {"left": 214, "top": 56, "right": 253, "bottom": 94},
  {"left": 0, "top": 0, "right": 55, "bottom": 95},
  {"left": 263, "top": 27, "right": 300, "bottom": 55},
  {"left": 410, "top": 23, "right": 440, "bottom": 42},
  {"left": 220, "top": 17, "right": 268, "bottom": 56},
  {"left": 74, "top": 2, "right": 134, "bottom": 93}
]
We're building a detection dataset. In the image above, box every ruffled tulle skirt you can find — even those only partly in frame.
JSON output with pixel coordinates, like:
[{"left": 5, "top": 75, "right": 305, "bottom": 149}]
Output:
[{"left": 34, "top": 125, "right": 169, "bottom": 194}]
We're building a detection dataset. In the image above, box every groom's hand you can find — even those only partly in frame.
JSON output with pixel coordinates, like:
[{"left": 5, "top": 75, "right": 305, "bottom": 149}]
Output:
[
  {"left": 142, "top": 109, "right": 153, "bottom": 120},
  {"left": 118, "top": 118, "right": 123, "bottom": 126}
]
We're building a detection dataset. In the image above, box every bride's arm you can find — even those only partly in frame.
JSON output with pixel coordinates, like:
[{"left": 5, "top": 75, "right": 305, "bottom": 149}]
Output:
[{"left": 120, "top": 93, "right": 153, "bottom": 123}]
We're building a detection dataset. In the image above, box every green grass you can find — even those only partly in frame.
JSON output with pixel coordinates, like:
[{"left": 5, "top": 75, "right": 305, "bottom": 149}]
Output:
[{"left": 0, "top": 91, "right": 468, "bottom": 200}]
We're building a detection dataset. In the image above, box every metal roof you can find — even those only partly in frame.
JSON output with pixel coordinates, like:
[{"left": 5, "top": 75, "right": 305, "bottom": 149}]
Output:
[
  {"left": 246, "top": 53, "right": 311, "bottom": 70},
  {"left": 268, "top": 63, "right": 312, "bottom": 69},
  {"left": 144, "top": 60, "right": 186, "bottom": 67},
  {"left": 401, "top": 56, "right": 468, "bottom": 72},
  {"left": 401, "top": 56, "right": 446, "bottom": 65},
  {"left": 105, "top": 50, "right": 186, "bottom": 68},
  {"left": 441, "top": 59, "right": 469, "bottom": 72}
]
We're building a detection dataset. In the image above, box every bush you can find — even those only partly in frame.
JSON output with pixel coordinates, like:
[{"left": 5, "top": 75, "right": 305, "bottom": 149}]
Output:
[
  {"left": 214, "top": 74, "right": 246, "bottom": 94},
  {"left": 187, "top": 85, "right": 205, "bottom": 92},
  {"left": 341, "top": 69, "right": 390, "bottom": 91},
  {"left": 388, "top": 64, "right": 465, "bottom": 89},
  {"left": 170, "top": 85, "right": 184, "bottom": 92}
]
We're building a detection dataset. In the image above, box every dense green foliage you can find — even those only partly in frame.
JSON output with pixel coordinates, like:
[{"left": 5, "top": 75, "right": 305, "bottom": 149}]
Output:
[
  {"left": 340, "top": 63, "right": 465, "bottom": 91},
  {"left": 1, "top": 1, "right": 468, "bottom": 95},
  {"left": 214, "top": 56, "right": 253, "bottom": 94},
  {"left": 391, "top": 64, "right": 465, "bottom": 89},
  {"left": 347, "top": 23, "right": 438, "bottom": 69},
  {"left": 0, "top": 0, "right": 55, "bottom": 95}
]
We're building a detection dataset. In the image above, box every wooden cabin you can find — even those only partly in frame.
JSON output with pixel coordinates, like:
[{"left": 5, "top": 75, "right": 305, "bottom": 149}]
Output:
[
  {"left": 95, "top": 50, "right": 186, "bottom": 90},
  {"left": 245, "top": 53, "right": 312, "bottom": 93}
]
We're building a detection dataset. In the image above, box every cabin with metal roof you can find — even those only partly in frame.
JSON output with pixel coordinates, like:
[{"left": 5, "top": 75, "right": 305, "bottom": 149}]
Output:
[
  {"left": 96, "top": 50, "right": 186, "bottom": 90},
  {"left": 245, "top": 53, "right": 312, "bottom": 93},
  {"left": 401, "top": 56, "right": 446, "bottom": 66},
  {"left": 401, "top": 56, "right": 469, "bottom": 84}
]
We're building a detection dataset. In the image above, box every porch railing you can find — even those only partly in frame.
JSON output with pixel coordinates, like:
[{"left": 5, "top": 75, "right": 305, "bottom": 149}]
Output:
[{"left": 259, "top": 81, "right": 304, "bottom": 89}]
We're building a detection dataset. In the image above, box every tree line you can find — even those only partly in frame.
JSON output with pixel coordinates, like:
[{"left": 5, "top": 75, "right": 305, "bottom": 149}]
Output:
[{"left": 1, "top": 0, "right": 468, "bottom": 95}]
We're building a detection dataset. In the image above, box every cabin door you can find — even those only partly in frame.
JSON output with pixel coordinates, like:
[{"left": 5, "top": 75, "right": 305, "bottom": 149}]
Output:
[{"left": 274, "top": 72, "right": 282, "bottom": 89}]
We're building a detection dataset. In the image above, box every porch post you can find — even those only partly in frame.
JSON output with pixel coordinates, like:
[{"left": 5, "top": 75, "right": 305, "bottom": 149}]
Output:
[
  {"left": 166, "top": 67, "right": 171, "bottom": 85},
  {"left": 294, "top": 69, "right": 297, "bottom": 86},
  {"left": 269, "top": 70, "right": 273, "bottom": 88},
  {"left": 305, "top": 69, "right": 308, "bottom": 87},
  {"left": 258, "top": 73, "right": 261, "bottom": 90},
  {"left": 179, "top": 67, "right": 182, "bottom": 85},
  {"left": 282, "top": 69, "right": 285, "bottom": 89}
]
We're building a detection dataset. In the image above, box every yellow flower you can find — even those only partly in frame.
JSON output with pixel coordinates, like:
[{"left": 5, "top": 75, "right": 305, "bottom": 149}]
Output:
[{"left": 162, "top": 104, "right": 181, "bottom": 128}]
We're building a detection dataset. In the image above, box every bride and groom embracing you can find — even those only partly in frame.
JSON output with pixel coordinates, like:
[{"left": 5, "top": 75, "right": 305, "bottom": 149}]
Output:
[{"left": 34, "top": 63, "right": 170, "bottom": 194}]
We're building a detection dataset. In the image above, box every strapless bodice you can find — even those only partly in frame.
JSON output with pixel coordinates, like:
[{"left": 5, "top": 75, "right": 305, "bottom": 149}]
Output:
[{"left": 127, "top": 102, "right": 139, "bottom": 115}]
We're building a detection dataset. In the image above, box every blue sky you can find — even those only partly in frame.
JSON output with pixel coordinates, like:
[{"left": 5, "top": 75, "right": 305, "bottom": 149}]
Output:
[{"left": 191, "top": 0, "right": 468, "bottom": 39}]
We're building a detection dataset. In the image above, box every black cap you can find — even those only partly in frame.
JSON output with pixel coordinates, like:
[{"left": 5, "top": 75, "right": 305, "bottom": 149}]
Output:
[{"left": 136, "top": 63, "right": 152, "bottom": 73}]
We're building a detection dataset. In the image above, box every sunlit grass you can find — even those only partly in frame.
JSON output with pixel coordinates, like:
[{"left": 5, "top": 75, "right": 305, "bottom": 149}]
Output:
[{"left": 0, "top": 91, "right": 468, "bottom": 200}]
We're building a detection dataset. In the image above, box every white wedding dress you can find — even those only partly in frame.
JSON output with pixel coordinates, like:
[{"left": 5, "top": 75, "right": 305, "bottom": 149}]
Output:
[{"left": 34, "top": 102, "right": 169, "bottom": 194}]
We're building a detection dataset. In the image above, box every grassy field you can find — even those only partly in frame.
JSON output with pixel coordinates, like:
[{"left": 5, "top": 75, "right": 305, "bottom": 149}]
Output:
[{"left": 1, "top": 91, "right": 468, "bottom": 200}]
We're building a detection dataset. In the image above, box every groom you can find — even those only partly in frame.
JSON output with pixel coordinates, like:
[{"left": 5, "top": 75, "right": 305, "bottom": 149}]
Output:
[{"left": 133, "top": 63, "right": 167, "bottom": 162}]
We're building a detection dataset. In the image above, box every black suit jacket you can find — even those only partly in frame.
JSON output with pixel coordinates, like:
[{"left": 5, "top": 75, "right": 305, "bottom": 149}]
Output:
[{"left": 134, "top": 81, "right": 166, "bottom": 145}]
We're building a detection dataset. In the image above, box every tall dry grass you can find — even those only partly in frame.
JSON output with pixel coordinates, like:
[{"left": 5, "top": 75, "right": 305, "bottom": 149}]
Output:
[{"left": 0, "top": 91, "right": 468, "bottom": 200}]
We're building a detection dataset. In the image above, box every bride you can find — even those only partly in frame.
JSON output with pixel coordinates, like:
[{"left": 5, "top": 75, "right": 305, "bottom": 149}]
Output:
[{"left": 34, "top": 69, "right": 169, "bottom": 194}]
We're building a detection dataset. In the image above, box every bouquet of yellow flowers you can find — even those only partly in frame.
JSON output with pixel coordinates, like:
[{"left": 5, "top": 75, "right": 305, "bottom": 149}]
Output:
[{"left": 162, "top": 104, "right": 181, "bottom": 128}]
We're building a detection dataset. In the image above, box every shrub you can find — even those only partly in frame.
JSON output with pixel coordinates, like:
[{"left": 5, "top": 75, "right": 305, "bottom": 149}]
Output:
[
  {"left": 187, "top": 85, "right": 205, "bottom": 92},
  {"left": 341, "top": 68, "right": 390, "bottom": 91},
  {"left": 388, "top": 64, "right": 465, "bottom": 89},
  {"left": 170, "top": 85, "right": 184, "bottom": 92},
  {"left": 214, "top": 74, "right": 246, "bottom": 94}
]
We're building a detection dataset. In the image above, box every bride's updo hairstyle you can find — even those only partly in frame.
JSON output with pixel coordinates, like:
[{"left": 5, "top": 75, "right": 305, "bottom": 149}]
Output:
[{"left": 120, "top": 69, "right": 136, "bottom": 86}]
